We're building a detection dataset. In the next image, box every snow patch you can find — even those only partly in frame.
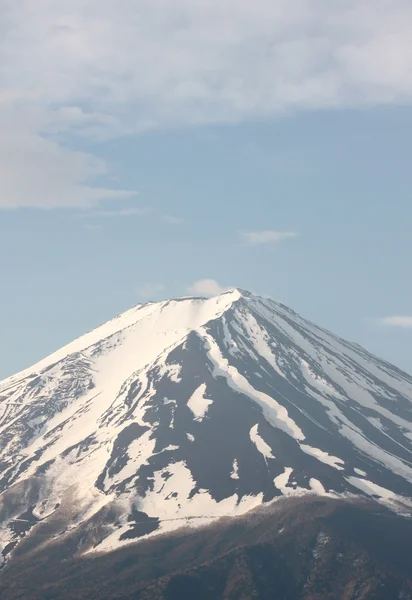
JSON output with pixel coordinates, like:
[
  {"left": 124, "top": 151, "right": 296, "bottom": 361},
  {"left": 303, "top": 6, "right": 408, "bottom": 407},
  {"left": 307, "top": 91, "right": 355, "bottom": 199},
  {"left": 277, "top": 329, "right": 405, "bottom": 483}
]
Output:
[
  {"left": 187, "top": 384, "right": 213, "bottom": 422},
  {"left": 346, "top": 476, "right": 396, "bottom": 499},
  {"left": 300, "top": 444, "right": 345, "bottom": 470},
  {"left": 309, "top": 478, "right": 326, "bottom": 495},
  {"left": 274, "top": 467, "right": 293, "bottom": 494},
  {"left": 230, "top": 459, "right": 239, "bottom": 480},
  {"left": 249, "top": 424, "right": 275, "bottom": 461}
]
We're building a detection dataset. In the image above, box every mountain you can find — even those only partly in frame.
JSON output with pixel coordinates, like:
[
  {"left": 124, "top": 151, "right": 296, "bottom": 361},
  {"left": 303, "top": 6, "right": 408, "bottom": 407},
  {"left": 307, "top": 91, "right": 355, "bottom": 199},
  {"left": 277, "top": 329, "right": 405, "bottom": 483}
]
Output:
[
  {"left": 0, "top": 288, "right": 412, "bottom": 572},
  {"left": 1, "top": 496, "right": 412, "bottom": 600}
]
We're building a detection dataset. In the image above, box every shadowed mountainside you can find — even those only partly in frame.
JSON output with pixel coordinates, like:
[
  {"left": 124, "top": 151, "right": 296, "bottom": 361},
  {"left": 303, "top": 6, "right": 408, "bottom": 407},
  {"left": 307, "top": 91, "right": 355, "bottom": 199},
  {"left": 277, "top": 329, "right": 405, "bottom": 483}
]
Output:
[{"left": 0, "top": 496, "right": 411, "bottom": 600}]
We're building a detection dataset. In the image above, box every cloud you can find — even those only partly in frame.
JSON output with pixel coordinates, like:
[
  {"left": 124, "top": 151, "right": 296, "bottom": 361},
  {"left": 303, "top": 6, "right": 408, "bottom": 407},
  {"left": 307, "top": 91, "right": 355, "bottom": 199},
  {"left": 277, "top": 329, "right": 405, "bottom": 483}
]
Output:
[
  {"left": 0, "top": 103, "right": 136, "bottom": 209},
  {"left": 240, "top": 230, "right": 298, "bottom": 245},
  {"left": 3, "top": 0, "right": 412, "bottom": 207},
  {"left": 187, "top": 279, "right": 231, "bottom": 296},
  {"left": 377, "top": 316, "right": 412, "bottom": 328},
  {"left": 89, "top": 206, "right": 150, "bottom": 217},
  {"left": 162, "top": 214, "right": 186, "bottom": 225},
  {"left": 82, "top": 223, "right": 103, "bottom": 231},
  {"left": 4, "top": 1, "right": 412, "bottom": 132},
  {"left": 137, "top": 283, "right": 166, "bottom": 299}
]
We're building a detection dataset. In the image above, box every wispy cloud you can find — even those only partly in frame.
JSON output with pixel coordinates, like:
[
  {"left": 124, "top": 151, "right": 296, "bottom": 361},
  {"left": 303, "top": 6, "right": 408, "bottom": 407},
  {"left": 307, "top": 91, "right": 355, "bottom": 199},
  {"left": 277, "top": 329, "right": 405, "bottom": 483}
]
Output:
[
  {"left": 377, "top": 316, "right": 412, "bottom": 328},
  {"left": 187, "top": 279, "right": 231, "bottom": 297},
  {"left": 0, "top": 105, "right": 137, "bottom": 209},
  {"left": 137, "top": 283, "right": 166, "bottom": 299},
  {"left": 162, "top": 214, "right": 186, "bottom": 225},
  {"left": 240, "top": 230, "right": 298, "bottom": 246},
  {"left": 3, "top": 1, "right": 412, "bottom": 208},
  {"left": 82, "top": 223, "right": 103, "bottom": 231},
  {"left": 90, "top": 206, "right": 150, "bottom": 218}
]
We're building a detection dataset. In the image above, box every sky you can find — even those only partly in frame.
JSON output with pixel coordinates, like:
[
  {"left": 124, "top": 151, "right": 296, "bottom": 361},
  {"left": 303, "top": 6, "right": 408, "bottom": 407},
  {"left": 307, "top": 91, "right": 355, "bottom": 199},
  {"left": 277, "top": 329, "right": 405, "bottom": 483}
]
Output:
[{"left": 1, "top": 0, "right": 412, "bottom": 379}]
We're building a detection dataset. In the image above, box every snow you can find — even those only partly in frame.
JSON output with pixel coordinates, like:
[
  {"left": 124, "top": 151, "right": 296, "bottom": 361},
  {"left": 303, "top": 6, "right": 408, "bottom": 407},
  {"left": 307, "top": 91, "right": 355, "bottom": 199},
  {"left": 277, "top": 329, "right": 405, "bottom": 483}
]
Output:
[
  {"left": 158, "top": 362, "right": 182, "bottom": 383},
  {"left": 202, "top": 329, "right": 305, "bottom": 441},
  {"left": 274, "top": 467, "right": 293, "bottom": 492},
  {"left": 95, "top": 459, "right": 264, "bottom": 553},
  {"left": 108, "top": 430, "right": 156, "bottom": 489},
  {"left": 300, "top": 444, "right": 345, "bottom": 470},
  {"left": 1, "top": 291, "right": 242, "bottom": 389},
  {"left": 163, "top": 397, "right": 176, "bottom": 428},
  {"left": 346, "top": 476, "right": 396, "bottom": 499},
  {"left": 241, "top": 313, "right": 285, "bottom": 377},
  {"left": 354, "top": 468, "right": 367, "bottom": 476},
  {"left": 253, "top": 296, "right": 412, "bottom": 430},
  {"left": 273, "top": 467, "right": 307, "bottom": 496},
  {"left": 335, "top": 424, "right": 412, "bottom": 483},
  {"left": 300, "top": 359, "right": 341, "bottom": 397},
  {"left": 221, "top": 317, "right": 241, "bottom": 356},
  {"left": 0, "top": 293, "right": 244, "bottom": 486},
  {"left": 241, "top": 299, "right": 412, "bottom": 483},
  {"left": 230, "top": 459, "right": 240, "bottom": 479},
  {"left": 249, "top": 424, "right": 275, "bottom": 461},
  {"left": 187, "top": 384, "right": 213, "bottom": 421},
  {"left": 309, "top": 478, "right": 326, "bottom": 494}
]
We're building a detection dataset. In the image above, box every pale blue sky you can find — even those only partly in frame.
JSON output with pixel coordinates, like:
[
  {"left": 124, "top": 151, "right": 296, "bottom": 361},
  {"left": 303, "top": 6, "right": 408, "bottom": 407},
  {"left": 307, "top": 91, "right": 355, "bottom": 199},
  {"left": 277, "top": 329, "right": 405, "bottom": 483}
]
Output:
[{"left": 1, "top": 1, "right": 412, "bottom": 378}]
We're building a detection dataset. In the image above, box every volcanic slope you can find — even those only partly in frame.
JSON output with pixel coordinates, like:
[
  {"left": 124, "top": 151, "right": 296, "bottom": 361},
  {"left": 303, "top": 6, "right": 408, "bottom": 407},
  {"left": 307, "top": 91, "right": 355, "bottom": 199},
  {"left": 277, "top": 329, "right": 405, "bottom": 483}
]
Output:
[{"left": 0, "top": 289, "right": 412, "bottom": 562}]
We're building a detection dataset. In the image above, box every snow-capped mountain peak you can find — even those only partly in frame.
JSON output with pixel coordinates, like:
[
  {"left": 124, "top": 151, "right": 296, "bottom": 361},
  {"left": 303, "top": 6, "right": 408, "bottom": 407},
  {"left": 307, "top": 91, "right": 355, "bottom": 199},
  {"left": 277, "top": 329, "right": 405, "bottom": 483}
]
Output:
[
  {"left": 5, "top": 288, "right": 242, "bottom": 384},
  {"left": 1, "top": 290, "right": 412, "bottom": 561}
]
